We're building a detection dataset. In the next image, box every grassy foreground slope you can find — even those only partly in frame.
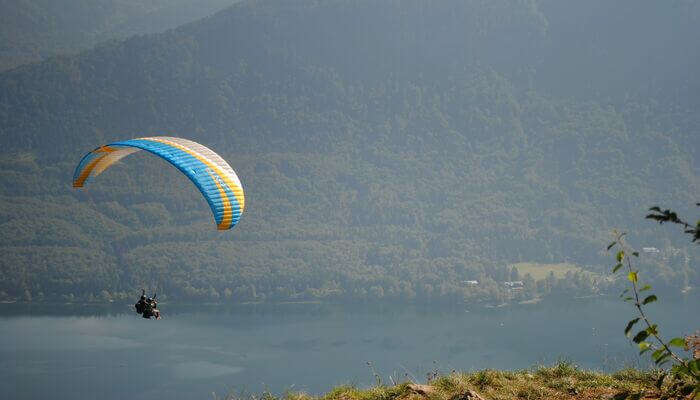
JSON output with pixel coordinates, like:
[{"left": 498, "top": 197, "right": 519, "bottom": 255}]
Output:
[{"left": 220, "top": 365, "right": 673, "bottom": 400}]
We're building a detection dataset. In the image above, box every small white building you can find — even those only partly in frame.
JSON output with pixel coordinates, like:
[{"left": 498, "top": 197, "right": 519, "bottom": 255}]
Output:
[
  {"left": 504, "top": 281, "right": 524, "bottom": 288},
  {"left": 642, "top": 247, "right": 660, "bottom": 253},
  {"left": 462, "top": 280, "right": 479, "bottom": 286}
]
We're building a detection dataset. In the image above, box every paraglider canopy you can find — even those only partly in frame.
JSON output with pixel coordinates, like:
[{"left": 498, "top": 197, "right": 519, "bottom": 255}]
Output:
[{"left": 73, "top": 136, "right": 245, "bottom": 230}]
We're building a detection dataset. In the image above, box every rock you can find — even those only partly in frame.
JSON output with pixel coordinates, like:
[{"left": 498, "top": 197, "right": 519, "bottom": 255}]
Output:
[
  {"left": 407, "top": 384, "right": 436, "bottom": 396},
  {"left": 449, "top": 390, "right": 486, "bottom": 400},
  {"left": 406, "top": 384, "right": 486, "bottom": 400}
]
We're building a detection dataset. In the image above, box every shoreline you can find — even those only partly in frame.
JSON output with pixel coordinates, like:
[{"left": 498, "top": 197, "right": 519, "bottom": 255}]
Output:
[{"left": 2, "top": 289, "right": 697, "bottom": 311}]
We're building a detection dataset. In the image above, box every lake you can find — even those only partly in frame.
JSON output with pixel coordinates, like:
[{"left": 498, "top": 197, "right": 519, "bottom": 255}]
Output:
[{"left": 1, "top": 295, "right": 697, "bottom": 400}]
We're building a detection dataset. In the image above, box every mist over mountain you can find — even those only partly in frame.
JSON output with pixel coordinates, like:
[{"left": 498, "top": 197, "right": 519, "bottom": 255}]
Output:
[
  {"left": 0, "top": 0, "right": 236, "bottom": 71},
  {"left": 0, "top": 0, "right": 697, "bottom": 303}
]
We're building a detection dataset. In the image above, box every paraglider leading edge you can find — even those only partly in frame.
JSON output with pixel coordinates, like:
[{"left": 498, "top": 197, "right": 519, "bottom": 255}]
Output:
[{"left": 72, "top": 136, "right": 245, "bottom": 230}]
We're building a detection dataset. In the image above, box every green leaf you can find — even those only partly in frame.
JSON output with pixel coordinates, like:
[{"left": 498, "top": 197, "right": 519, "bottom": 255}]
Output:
[
  {"left": 638, "top": 342, "right": 651, "bottom": 353},
  {"left": 642, "top": 295, "right": 657, "bottom": 305},
  {"left": 639, "top": 285, "right": 652, "bottom": 292},
  {"left": 651, "top": 348, "right": 666, "bottom": 361},
  {"left": 616, "top": 250, "right": 625, "bottom": 262},
  {"left": 688, "top": 359, "right": 699, "bottom": 375},
  {"left": 625, "top": 318, "right": 640, "bottom": 336},
  {"left": 612, "top": 263, "right": 623, "bottom": 273},
  {"left": 655, "top": 353, "right": 670, "bottom": 365},
  {"left": 633, "top": 330, "right": 649, "bottom": 343},
  {"left": 607, "top": 241, "right": 617, "bottom": 251},
  {"left": 646, "top": 324, "right": 658, "bottom": 336},
  {"left": 627, "top": 271, "right": 638, "bottom": 283},
  {"left": 668, "top": 337, "right": 686, "bottom": 348},
  {"left": 632, "top": 251, "right": 639, "bottom": 257}
]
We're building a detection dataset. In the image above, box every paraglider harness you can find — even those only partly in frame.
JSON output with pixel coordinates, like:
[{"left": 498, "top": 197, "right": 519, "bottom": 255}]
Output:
[{"left": 135, "top": 289, "right": 161, "bottom": 319}]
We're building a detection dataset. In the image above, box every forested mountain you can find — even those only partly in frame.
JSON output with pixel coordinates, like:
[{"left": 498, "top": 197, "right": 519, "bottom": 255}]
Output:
[
  {"left": 0, "top": 0, "right": 236, "bottom": 71},
  {"left": 0, "top": 0, "right": 697, "bottom": 303}
]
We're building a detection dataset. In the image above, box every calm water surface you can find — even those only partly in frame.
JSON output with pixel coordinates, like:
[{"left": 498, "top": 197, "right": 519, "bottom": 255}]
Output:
[{"left": 1, "top": 295, "right": 697, "bottom": 400}]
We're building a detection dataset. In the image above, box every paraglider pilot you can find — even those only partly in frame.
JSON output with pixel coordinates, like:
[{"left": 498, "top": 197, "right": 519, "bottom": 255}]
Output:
[
  {"left": 135, "top": 289, "right": 161, "bottom": 319},
  {"left": 135, "top": 289, "right": 147, "bottom": 315}
]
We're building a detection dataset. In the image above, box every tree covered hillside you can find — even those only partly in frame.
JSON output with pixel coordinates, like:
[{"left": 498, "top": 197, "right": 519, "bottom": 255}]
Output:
[
  {"left": 0, "top": 0, "right": 697, "bottom": 303},
  {"left": 0, "top": 0, "right": 236, "bottom": 71}
]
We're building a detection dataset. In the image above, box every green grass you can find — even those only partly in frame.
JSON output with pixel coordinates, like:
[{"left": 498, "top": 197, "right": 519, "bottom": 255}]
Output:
[{"left": 216, "top": 363, "right": 675, "bottom": 400}]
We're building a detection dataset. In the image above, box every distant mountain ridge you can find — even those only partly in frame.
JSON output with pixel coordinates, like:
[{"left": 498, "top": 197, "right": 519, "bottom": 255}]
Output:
[
  {"left": 0, "top": 0, "right": 697, "bottom": 302},
  {"left": 0, "top": 0, "right": 236, "bottom": 71}
]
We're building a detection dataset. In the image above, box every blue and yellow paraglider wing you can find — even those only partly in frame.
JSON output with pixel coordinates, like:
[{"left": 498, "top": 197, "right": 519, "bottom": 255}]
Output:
[{"left": 73, "top": 136, "right": 244, "bottom": 230}]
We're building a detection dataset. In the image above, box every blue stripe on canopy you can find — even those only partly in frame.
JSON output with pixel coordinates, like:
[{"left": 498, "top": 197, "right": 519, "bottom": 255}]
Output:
[{"left": 73, "top": 138, "right": 242, "bottom": 230}]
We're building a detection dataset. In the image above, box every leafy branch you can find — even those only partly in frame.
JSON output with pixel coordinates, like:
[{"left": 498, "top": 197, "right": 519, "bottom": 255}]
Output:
[
  {"left": 607, "top": 205, "right": 700, "bottom": 399},
  {"left": 609, "top": 233, "right": 685, "bottom": 365},
  {"left": 646, "top": 204, "right": 700, "bottom": 243}
]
